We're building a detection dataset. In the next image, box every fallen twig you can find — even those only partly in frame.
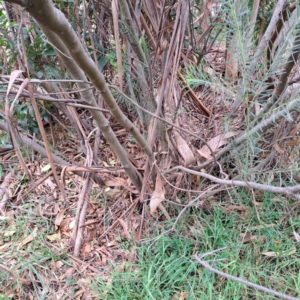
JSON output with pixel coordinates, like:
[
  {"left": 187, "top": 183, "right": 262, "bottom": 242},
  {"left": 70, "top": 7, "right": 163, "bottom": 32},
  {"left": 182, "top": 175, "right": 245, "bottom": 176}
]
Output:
[
  {"left": 165, "top": 166, "right": 300, "bottom": 200},
  {"left": 178, "top": 71, "right": 211, "bottom": 116},
  {"left": 194, "top": 248, "right": 300, "bottom": 300}
]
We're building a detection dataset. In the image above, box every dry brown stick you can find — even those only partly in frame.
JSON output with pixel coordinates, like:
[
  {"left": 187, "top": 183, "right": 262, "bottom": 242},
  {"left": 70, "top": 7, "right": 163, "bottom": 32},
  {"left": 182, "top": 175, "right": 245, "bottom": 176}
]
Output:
[
  {"left": 140, "top": 14, "right": 157, "bottom": 50},
  {"left": 166, "top": 5, "right": 189, "bottom": 113},
  {"left": 47, "top": 111, "right": 57, "bottom": 148},
  {"left": 71, "top": 177, "right": 89, "bottom": 253},
  {"left": 194, "top": 249, "right": 300, "bottom": 300},
  {"left": 5, "top": 73, "right": 31, "bottom": 179},
  {"left": 73, "top": 177, "right": 92, "bottom": 257},
  {"left": 137, "top": 158, "right": 157, "bottom": 240},
  {"left": 16, "top": 16, "right": 64, "bottom": 197},
  {"left": 0, "top": 172, "right": 12, "bottom": 210},
  {"left": 27, "top": 81, "right": 65, "bottom": 200},
  {"left": 178, "top": 71, "right": 211, "bottom": 117},
  {"left": 251, "top": 188, "right": 261, "bottom": 223},
  {"left": 73, "top": 124, "right": 95, "bottom": 256},
  {"left": 136, "top": 201, "right": 145, "bottom": 241},
  {"left": 111, "top": 0, "right": 123, "bottom": 91},
  {"left": 139, "top": 2, "right": 187, "bottom": 214}
]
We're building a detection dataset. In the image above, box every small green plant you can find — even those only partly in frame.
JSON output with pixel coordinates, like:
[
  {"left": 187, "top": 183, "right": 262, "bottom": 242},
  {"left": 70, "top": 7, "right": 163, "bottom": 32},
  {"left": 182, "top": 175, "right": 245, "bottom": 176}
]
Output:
[{"left": 12, "top": 99, "right": 55, "bottom": 134}]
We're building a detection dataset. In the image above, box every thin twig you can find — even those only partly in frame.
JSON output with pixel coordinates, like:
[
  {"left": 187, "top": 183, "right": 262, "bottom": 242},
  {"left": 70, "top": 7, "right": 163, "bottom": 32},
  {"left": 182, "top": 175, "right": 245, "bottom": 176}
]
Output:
[
  {"left": 194, "top": 251, "right": 300, "bottom": 300},
  {"left": 165, "top": 166, "right": 300, "bottom": 199}
]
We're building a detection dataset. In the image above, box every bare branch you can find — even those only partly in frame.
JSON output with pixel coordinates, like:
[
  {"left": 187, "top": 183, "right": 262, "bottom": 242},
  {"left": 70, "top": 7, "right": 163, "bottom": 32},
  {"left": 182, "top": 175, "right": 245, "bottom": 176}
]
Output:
[
  {"left": 194, "top": 252, "right": 300, "bottom": 300},
  {"left": 166, "top": 166, "right": 300, "bottom": 200}
]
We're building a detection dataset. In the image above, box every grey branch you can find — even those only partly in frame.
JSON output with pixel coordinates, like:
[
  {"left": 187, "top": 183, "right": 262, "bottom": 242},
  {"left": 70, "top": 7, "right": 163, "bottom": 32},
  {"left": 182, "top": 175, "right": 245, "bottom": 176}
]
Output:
[
  {"left": 194, "top": 250, "right": 300, "bottom": 300},
  {"left": 166, "top": 166, "right": 300, "bottom": 200}
]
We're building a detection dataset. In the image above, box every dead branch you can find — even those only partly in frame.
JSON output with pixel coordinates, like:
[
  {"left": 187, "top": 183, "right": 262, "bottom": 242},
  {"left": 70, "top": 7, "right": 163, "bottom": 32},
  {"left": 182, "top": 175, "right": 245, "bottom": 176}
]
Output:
[
  {"left": 194, "top": 249, "right": 300, "bottom": 300},
  {"left": 166, "top": 166, "right": 300, "bottom": 200}
]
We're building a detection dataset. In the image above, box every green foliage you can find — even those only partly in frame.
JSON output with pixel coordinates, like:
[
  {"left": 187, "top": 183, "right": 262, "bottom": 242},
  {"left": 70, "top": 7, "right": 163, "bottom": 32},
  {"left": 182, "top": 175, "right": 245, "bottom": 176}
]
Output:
[
  {"left": 12, "top": 99, "right": 54, "bottom": 134},
  {"left": 0, "top": 130, "right": 10, "bottom": 148},
  {"left": 105, "top": 51, "right": 118, "bottom": 72}
]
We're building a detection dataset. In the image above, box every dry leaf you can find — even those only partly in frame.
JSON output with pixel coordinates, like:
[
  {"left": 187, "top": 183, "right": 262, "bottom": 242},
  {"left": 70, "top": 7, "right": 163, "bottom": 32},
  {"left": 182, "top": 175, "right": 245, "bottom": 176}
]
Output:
[
  {"left": 150, "top": 173, "right": 165, "bottom": 217},
  {"left": 18, "top": 227, "right": 38, "bottom": 248},
  {"left": 107, "top": 240, "right": 121, "bottom": 247},
  {"left": 81, "top": 242, "right": 92, "bottom": 256},
  {"left": 273, "top": 143, "right": 285, "bottom": 154},
  {"left": 179, "top": 292, "right": 188, "bottom": 300},
  {"left": 6, "top": 70, "right": 23, "bottom": 96},
  {"left": 73, "top": 290, "right": 85, "bottom": 299},
  {"left": 197, "top": 132, "right": 238, "bottom": 159},
  {"left": 46, "top": 233, "right": 59, "bottom": 242},
  {"left": 262, "top": 247, "right": 296, "bottom": 257},
  {"left": 59, "top": 217, "right": 74, "bottom": 233},
  {"left": 69, "top": 219, "right": 75, "bottom": 230},
  {"left": 54, "top": 261, "right": 64, "bottom": 269},
  {"left": 0, "top": 242, "right": 12, "bottom": 252},
  {"left": 105, "top": 177, "right": 128, "bottom": 187},
  {"left": 173, "top": 130, "right": 196, "bottom": 166},
  {"left": 104, "top": 188, "right": 121, "bottom": 198},
  {"left": 171, "top": 291, "right": 188, "bottom": 300},
  {"left": 99, "top": 246, "right": 112, "bottom": 257},
  {"left": 45, "top": 178, "right": 56, "bottom": 189},
  {"left": 204, "top": 66, "right": 214, "bottom": 76},
  {"left": 293, "top": 231, "right": 300, "bottom": 242},
  {"left": 286, "top": 136, "right": 300, "bottom": 146},
  {"left": 225, "top": 204, "right": 246, "bottom": 213},
  {"left": 4, "top": 229, "right": 16, "bottom": 237},
  {"left": 55, "top": 208, "right": 67, "bottom": 229},
  {"left": 41, "top": 164, "right": 51, "bottom": 172},
  {"left": 240, "top": 233, "right": 266, "bottom": 244},
  {"left": 59, "top": 267, "right": 74, "bottom": 281},
  {"left": 118, "top": 219, "right": 130, "bottom": 239},
  {"left": 248, "top": 224, "right": 276, "bottom": 230}
]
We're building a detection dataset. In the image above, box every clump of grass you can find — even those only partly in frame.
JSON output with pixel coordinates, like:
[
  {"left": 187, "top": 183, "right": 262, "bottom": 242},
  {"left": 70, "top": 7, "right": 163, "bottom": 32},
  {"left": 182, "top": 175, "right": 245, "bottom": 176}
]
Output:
[
  {"left": 90, "top": 191, "right": 300, "bottom": 299},
  {"left": 91, "top": 236, "right": 198, "bottom": 299},
  {"left": 0, "top": 201, "right": 71, "bottom": 299}
]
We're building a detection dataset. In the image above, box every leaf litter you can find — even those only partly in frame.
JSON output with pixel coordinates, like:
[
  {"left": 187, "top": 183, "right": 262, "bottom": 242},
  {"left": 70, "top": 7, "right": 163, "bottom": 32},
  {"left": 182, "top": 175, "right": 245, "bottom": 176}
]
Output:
[{"left": 0, "top": 46, "right": 298, "bottom": 298}]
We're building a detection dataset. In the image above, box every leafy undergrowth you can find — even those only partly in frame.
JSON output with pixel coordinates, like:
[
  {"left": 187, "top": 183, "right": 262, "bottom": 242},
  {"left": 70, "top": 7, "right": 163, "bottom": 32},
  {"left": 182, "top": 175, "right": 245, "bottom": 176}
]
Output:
[{"left": 1, "top": 188, "right": 300, "bottom": 299}]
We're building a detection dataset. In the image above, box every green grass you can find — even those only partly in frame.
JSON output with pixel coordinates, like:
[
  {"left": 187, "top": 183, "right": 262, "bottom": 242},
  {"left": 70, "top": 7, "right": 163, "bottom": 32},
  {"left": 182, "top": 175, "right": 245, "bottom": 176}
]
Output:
[
  {"left": 1, "top": 190, "right": 300, "bottom": 299},
  {"left": 0, "top": 201, "right": 71, "bottom": 299},
  {"left": 90, "top": 191, "right": 300, "bottom": 300}
]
